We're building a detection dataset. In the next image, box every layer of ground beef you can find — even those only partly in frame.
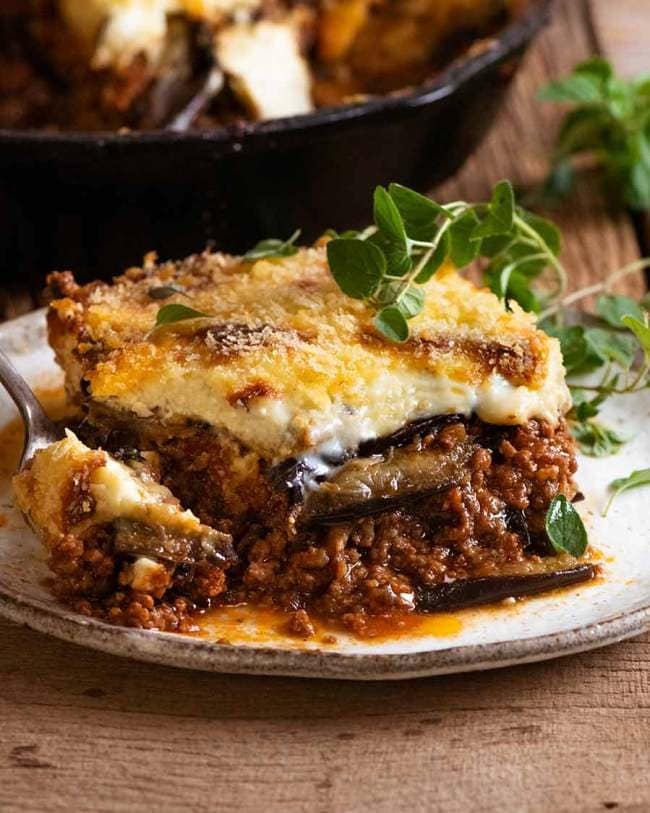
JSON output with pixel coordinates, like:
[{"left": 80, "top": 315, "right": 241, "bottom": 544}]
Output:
[{"left": 53, "top": 416, "right": 577, "bottom": 636}]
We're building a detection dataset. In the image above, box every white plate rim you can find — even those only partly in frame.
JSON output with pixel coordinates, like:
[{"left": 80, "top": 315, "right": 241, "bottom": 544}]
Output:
[{"left": 1, "top": 580, "right": 649, "bottom": 680}]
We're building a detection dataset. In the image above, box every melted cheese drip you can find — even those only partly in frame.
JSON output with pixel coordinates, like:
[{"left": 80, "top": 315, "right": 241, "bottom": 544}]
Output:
[{"left": 97, "top": 346, "right": 570, "bottom": 462}]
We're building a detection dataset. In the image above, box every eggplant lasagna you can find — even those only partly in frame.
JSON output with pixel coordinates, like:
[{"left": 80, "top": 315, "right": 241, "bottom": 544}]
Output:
[
  {"left": 1, "top": 0, "right": 524, "bottom": 131},
  {"left": 12, "top": 245, "right": 594, "bottom": 635}
]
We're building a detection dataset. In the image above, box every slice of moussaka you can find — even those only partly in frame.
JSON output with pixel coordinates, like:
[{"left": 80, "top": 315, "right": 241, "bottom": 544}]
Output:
[{"left": 15, "top": 245, "right": 593, "bottom": 635}]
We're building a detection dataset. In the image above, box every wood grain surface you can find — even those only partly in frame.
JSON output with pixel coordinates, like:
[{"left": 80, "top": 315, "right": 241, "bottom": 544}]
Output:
[{"left": 1, "top": 2, "right": 650, "bottom": 812}]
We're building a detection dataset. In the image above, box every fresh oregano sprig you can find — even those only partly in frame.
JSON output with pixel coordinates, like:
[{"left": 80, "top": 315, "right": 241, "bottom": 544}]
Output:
[
  {"left": 326, "top": 180, "right": 565, "bottom": 342},
  {"left": 243, "top": 229, "right": 301, "bottom": 261},
  {"left": 604, "top": 468, "right": 650, "bottom": 516},
  {"left": 539, "top": 258, "right": 650, "bottom": 457},
  {"left": 539, "top": 57, "right": 650, "bottom": 210}
]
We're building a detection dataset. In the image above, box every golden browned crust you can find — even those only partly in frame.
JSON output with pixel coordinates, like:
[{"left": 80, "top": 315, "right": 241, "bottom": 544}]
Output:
[{"left": 47, "top": 249, "right": 549, "bottom": 390}]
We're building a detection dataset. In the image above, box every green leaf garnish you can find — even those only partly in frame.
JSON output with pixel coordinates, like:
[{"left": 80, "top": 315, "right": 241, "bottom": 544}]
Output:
[
  {"left": 470, "top": 180, "right": 515, "bottom": 241},
  {"left": 388, "top": 183, "right": 447, "bottom": 241},
  {"left": 244, "top": 229, "right": 301, "bottom": 261},
  {"left": 571, "top": 420, "right": 626, "bottom": 458},
  {"left": 374, "top": 307, "right": 409, "bottom": 343},
  {"left": 151, "top": 303, "right": 211, "bottom": 332},
  {"left": 373, "top": 186, "right": 408, "bottom": 248},
  {"left": 414, "top": 232, "right": 450, "bottom": 284},
  {"left": 368, "top": 230, "right": 411, "bottom": 277},
  {"left": 539, "top": 57, "right": 613, "bottom": 103},
  {"left": 621, "top": 315, "right": 650, "bottom": 360},
  {"left": 583, "top": 328, "right": 637, "bottom": 369},
  {"left": 398, "top": 287, "right": 425, "bottom": 318},
  {"left": 324, "top": 178, "right": 570, "bottom": 342},
  {"left": 545, "top": 495, "right": 588, "bottom": 557},
  {"left": 448, "top": 211, "right": 480, "bottom": 267},
  {"left": 604, "top": 468, "right": 650, "bottom": 515},
  {"left": 326, "top": 238, "right": 385, "bottom": 300},
  {"left": 596, "top": 294, "right": 645, "bottom": 327},
  {"left": 540, "top": 59, "right": 650, "bottom": 210}
]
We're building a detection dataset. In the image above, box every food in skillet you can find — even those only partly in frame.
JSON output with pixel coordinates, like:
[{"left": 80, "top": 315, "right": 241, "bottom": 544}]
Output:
[
  {"left": 13, "top": 182, "right": 596, "bottom": 637},
  {"left": 0, "top": 0, "right": 525, "bottom": 130}
]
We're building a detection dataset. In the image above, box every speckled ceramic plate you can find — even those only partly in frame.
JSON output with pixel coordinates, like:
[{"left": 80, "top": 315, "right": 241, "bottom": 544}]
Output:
[{"left": 1, "top": 310, "right": 649, "bottom": 680}]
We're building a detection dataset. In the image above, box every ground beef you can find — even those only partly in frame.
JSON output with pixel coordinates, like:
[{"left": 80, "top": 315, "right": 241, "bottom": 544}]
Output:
[{"left": 49, "top": 417, "right": 578, "bottom": 635}]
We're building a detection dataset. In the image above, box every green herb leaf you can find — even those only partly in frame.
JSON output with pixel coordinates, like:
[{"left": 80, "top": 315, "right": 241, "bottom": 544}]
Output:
[
  {"left": 572, "top": 420, "right": 626, "bottom": 457},
  {"left": 414, "top": 231, "right": 450, "bottom": 283},
  {"left": 388, "top": 184, "right": 447, "bottom": 242},
  {"left": 373, "top": 186, "right": 408, "bottom": 247},
  {"left": 398, "top": 287, "right": 425, "bottom": 318},
  {"left": 368, "top": 231, "right": 412, "bottom": 277},
  {"left": 449, "top": 211, "right": 480, "bottom": 267},
  {"left": 596, "top": 294, "right": 645, "bottom": 327},
  {"left": 571, "top": 389, "right": 604, "bottom": 421},
  {"left": 575, "top": 57, "right": 614, "bottom": 84},
  {"left": 539, "top": 58, "right": 612, "bottom": 103},
  {"left": 244, "top": 229, "right": 301, "bottom": 261},
  {"left": 540, "top": 59, "right": 650, "bottom": 210},
  {"left": 504, "top": 270, "right": 542, "bottom": 313},
  {"left": 327, "top": 238, "right": 385, "bottom": 300},
  {"left": 545, "top": 494, "right": 588, "bottom": 557},
  {"left": 621, "top": 315, "right": 650, "bottom": 360},
  {"left": 324, "top": 228, "right": 362, "bottom": 240},
  {"left": 371, "top": 186, "right": 412, "bottom": 276},
  {"left": 152, "top": 303, "right": 211, "bottom": 331},
  {"left": 521, "top": 211, "right": 563, "bottom": 257},
  {"left": 604, "top": 468, "right": 650, "bottom": 515},
  {"left": 584, "top": 327, "right": 637, "bottom": 369},
  {"left": 471, "top": 180, "right": 515, "bottom": 241},
  {"left": 374, "top": 306, "right": 409, "bottom": 343},
  {"left": 543, "top": 323, "right": 602, "bottom": 376},
  {"left": 556, "top": 107, "right": 611, "bottom": 156},
  {"left": 629, "top": 159, "right": 650, "bottom": 209}
]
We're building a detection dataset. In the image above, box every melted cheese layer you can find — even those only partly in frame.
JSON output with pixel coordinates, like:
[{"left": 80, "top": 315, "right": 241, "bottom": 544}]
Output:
[
  {"left": 13, "top": 431, "right": 209, "bottom": 538},
  {"left": 91, "top": 343, "right": 569, "bottom": 460}
]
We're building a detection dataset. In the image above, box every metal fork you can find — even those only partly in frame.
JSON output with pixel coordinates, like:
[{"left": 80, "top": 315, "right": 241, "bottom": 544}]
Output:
[{"left": 0, "top": 348, "right": 61, "bottom": 470}]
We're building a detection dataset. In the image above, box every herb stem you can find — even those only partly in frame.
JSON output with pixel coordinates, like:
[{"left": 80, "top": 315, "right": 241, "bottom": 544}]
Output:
[
  {"left": 539, "top": 258, "right": 650, "bottom": 320},
  {"left": 396, "top": 218, "right": 454, "bottom": 302},
  {"left": 513, "top": 213, "right": 568, "bottom": 299},
  {"left": 358, "top": 226, "right": 378, "bottom": 241}
]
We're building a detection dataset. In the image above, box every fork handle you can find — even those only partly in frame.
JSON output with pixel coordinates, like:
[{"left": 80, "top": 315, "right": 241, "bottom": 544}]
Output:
[{"left": 0, "top": 348, "right": 59, "bottom": 466}]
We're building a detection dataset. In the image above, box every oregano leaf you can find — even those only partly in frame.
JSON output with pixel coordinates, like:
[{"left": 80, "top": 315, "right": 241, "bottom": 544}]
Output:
[
  {"left": 545, "top": 495, "right": 588, "bottom": 556},
  {"left": 327, "top": 238, "right": 385, "bottom": 300},
  {"left": 374, "top": 306, "right": 409, "bottom": 343}
]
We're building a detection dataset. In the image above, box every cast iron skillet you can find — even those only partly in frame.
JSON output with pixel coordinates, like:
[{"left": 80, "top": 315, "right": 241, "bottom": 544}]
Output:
[{"left": 0, "top": 0, "right": 552, "bottom": 284}]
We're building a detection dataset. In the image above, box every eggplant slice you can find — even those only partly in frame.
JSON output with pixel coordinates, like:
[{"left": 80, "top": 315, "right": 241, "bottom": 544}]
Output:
[
  {"left": 357, "top": 413, "right": 465, "bottom": 457},
  {"left": 113, "top": 518, "right": 236, "bottom": 567},
  {"left": 304, "top": 439, "right": 475, "bottom": 524},
  {"left": 415, "top": 565, "right": 598, "bottom": 613}
]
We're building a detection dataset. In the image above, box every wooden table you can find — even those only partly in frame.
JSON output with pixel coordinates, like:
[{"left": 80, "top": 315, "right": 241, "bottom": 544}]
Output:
[{"left": 2, "top": 2, "right": 650, "bottom": 811}]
